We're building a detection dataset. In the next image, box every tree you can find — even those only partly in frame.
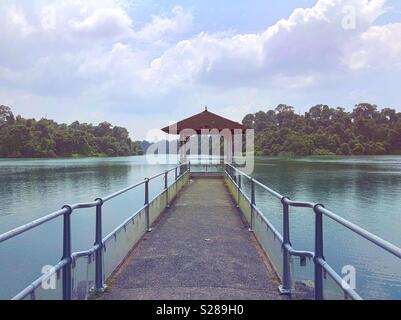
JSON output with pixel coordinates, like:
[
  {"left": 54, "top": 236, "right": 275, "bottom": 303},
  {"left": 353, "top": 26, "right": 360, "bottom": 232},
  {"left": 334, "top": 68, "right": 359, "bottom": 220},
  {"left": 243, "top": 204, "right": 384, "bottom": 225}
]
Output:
[
  {"left": 0, "top": 105, "right": 14, "bottom": 125},
  {"left": 0, "top": 106, "right": 146, "bottom": 158},
  {"left": 244, "top": 103, "right": 401, "bottom": 156}
]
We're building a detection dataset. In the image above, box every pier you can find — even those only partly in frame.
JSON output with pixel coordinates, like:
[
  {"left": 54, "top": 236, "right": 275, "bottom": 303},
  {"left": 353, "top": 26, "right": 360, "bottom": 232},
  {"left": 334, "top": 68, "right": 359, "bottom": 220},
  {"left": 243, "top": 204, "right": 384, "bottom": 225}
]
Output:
[
  {"left": 1, "top": 162, "right": 401, "bottom": 300},
  {"left": 101, "top": 177, "right": 281, "bottom": 300}
]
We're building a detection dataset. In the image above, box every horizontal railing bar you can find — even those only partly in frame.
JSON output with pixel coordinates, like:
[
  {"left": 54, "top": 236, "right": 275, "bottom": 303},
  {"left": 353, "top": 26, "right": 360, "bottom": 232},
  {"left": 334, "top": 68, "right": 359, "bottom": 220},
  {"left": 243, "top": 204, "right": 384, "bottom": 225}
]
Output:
[
  {"left": 148, "top": 165, "right": 183, "bottom": 181},
  {"left": 11, "top": 258, "right": 68, "bottom": 300},
  {"left": 252, "top": 204, "right": 284, "bottom": 244},
  {"left": 6, "top": 164, "right": 188, "bottom": 300},
  {"left": 226, "top": 172, "right": 283, "bottom": 244},
  {"left": 148, "top": 172, "right": 166, "bottom": 181},
  {"left": 227, "top": 164, "right": 253, "bottom": 181},
  {"left": 71, "top": 200, "right": 101, "bottom": 210},
  {"left": 226, "top": 163, "right": 283, "bottom": 199},
  {"left": 72, "top": 244, "right": 101, "bottom": 259},
  {"left": 148, "top": 170, "right": 189, "bottom": 205},
  {"left": 226, "top": 163, "right": 401, "bottom": 260},
  {"left": 227, "top": 163, "right": 313, "bottom": 205},
  {"left": 103, "top": 170, "right": 189, "bottom": 243},
  {"left": 102, "top": 205, "right": 147, "bottom": 244},
  {"left": 283, "top": 244, "right": 315, "bottom": 258},
  {"left": 102, "top": 165, "right": 182, "bottom": 202},
  {"left": 284, "top": 199, "right": 315, "bottom": 208},
  {"left": 317, "top": 206, "right": 401, "bottom": 259},
  {"left": 0, "top": 208, "right": 68, "bottom": 244},
  {"left": 316, "top": 257, "right": 362, "bottom": 300},
  {"left": 225, "top": 165, "right": 401, "bottom": 300},
  {"left": 225, "top": 171, "right": 251, "bottom": 202},
  {"left": 148, "top": 189, "right": 167, "bottom": 205},
  {"left": 253, "top": 179, "right": 283, "bottom": 200},
  {"left": 102, "top": 180, "right": 146, "bottom": 202}
]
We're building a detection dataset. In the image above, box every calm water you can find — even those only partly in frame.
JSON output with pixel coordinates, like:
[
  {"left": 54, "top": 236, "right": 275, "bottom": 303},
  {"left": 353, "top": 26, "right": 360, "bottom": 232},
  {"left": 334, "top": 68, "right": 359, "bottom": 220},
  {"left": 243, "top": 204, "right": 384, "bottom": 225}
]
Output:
[{"left": 0, "top": 156, "right": 401, "bottom": 299}]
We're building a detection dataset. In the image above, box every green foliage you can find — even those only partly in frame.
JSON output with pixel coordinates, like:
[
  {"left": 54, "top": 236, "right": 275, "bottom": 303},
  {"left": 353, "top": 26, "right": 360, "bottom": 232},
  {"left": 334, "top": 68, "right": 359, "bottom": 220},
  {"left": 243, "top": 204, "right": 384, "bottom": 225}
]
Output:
[
  {"left": 0, "top": 106, "right": 144, "bottom": 158},
  {"left": 243, "top": 103, "right": 401, "bottom": 156}
]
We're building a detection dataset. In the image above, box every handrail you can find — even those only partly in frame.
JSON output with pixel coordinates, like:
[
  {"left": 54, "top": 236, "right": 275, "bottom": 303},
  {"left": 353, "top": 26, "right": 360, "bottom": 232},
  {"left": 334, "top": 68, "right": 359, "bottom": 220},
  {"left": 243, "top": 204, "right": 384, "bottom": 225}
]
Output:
[
  {"left": 0, "top": 163, "right": 189, "bottom": 300},
  {"left": 12, "top": 259, "right": 69, "bottom": 300},
  {"left": 0, "top": 163, "right": 183, "bottom": 244},
  {"left": 253, "top": 178, "right": 283, "bottom": 200},
  {"left": 317, "top": 206, "right": 401, "bottom": 259},
  {"left": 224, "top": 162, "right": 401, "bottom": 300},
  {"left": 102, "top": 205, "right": 147, "bottom": 243},
  {"left": 316, "top": 257, "right": 362, "bottom": 300},
  {"left": 0, "top": 208, "right": 69, "bottom": 243},
  {"left": 226, "top": 162, "right": 401, "bottom": 260},
  {"left": 102, "top": 180, "right": 146, "bottom": 202},
  {"left": 3, "top": 160, "right": 400, "bottom": 300}
]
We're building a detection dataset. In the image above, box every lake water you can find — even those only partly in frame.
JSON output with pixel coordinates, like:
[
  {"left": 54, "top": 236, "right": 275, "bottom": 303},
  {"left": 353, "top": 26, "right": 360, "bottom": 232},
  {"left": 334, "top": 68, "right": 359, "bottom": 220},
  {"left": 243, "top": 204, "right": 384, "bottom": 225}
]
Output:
[{"left": 0, "top": 156, "right": 401, "bottom": 299}]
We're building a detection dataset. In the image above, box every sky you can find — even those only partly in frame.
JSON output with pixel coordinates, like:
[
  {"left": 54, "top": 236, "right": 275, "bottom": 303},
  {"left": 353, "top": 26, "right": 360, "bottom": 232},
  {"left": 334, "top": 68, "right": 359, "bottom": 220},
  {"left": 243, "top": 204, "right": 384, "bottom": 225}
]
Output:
[{"left": 0, "top": 0, "right": 401, "bottom": 140}]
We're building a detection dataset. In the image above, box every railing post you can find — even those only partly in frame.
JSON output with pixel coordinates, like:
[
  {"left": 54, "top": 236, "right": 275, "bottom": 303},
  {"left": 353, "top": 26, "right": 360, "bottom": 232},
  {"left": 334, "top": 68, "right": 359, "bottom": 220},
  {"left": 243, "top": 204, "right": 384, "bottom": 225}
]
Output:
[
  {"left": 249, "top": 178, "right": 255, "bottom": 231},
  {"left": 314, "top": 204, "right": 325, "bottom": 300},
  {"left": 236, "top": 172, "right": 241, "bottom": 208},
  {"left": 279, "top": 197, "right": 292, "bottom": 295},
  {"left": 175, "top": 167, "right": 178, "bottom": 180},
  {"left": 165, "top": 171, "right": 170, "bottom": 208},
  {"left": 94, "top": 198, "right": 104, "bottom": 290},
  {"left": 61, "top": 205, "right": 72, "bottom": 300},
  {"left": 144, "top": 178, "right": 151, "bottom": 232}
]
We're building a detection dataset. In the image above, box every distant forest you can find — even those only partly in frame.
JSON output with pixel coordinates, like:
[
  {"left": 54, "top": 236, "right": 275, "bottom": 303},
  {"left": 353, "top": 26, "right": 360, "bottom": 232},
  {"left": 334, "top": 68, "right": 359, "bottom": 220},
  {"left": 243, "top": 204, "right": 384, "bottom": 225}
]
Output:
[
  {"left": 2, "top": 103, "right": 401, "bottom": 158},
  {"left": 0, "top": 105, "right": 147, "bottom": 158},
  {"left": 242, "top": 103, "right": 401, "bottom": 156}
]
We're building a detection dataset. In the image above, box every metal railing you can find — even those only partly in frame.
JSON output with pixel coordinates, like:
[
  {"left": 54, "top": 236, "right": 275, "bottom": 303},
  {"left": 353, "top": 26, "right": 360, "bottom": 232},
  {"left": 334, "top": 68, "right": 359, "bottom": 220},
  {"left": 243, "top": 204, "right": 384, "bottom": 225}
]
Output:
[
  {"left": 224, "top": 163, "right": 401, "bottom": 300},
  {"left": 3, "top": 159, "right": 400, "bottom": 300},
  {"left": 0, "top": 163, "right": 189, "bottom": 300},
  {"left": 187, "top": 158, "right": 225, "bottom": 174}
]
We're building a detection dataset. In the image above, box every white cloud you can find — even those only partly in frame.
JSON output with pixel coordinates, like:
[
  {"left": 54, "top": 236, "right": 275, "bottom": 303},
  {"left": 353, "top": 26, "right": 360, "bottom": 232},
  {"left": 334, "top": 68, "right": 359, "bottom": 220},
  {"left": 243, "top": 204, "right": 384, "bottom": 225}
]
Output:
[
  {"left": 133, "top": 6, "right": 193, "bottom": 42},
  {"left": 0, "top": 0, "right": 400, "bottom": 139},
  {"left": 3, "top": 5, "right": 34, "bottom": 37},
  {"left": 0, "top": 1, "right": 194, "bottom": 96},
  {"left": 68, "top": 7, "right": 133, "bottom": 38},
  {"left": 145, "top": 0, "right": 395, "bottom": 89},
  {"left": 344, "top": 22, "right": 401, "bottom": 70}
]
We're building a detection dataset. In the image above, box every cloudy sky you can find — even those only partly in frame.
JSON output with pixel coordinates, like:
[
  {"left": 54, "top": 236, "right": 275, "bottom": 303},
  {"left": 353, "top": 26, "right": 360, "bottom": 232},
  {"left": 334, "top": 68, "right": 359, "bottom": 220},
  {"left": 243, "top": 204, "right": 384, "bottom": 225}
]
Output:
[{"left": 0, "top": 0, "right": 401, "bottom": 140}]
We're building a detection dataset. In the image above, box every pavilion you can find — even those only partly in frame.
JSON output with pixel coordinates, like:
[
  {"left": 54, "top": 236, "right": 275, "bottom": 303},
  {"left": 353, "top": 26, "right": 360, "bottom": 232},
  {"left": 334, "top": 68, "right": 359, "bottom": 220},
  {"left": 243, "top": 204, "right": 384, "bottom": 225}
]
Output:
[{"left": 161, "top": 107, "right": 250, "bottom": 165}]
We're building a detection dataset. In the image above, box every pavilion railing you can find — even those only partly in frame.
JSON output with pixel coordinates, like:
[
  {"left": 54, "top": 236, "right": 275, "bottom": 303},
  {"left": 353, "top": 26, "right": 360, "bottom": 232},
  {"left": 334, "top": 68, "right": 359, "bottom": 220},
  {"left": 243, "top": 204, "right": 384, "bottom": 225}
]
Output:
[
  {"left": 0, "top": 163, "right": 190, "bottom": 300},
  {"left": 223, "top": 163, "right": 401, "bottom": 300}
]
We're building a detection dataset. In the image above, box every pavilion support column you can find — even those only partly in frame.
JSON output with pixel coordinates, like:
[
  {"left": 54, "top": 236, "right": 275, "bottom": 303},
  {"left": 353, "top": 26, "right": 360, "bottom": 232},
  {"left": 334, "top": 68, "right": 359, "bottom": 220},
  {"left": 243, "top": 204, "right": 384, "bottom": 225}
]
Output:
[
  {"left": 179, "top": 133, "right": 188, "bottom": 174},
  {"left": 231, "top": 131, "right": 235, "bottom": 165},
  {"left": 224, "top": 134, "right": 233, "bottom": 165},
  {"left": 179, "top": 133, "right": 184, "bottom": 164}
]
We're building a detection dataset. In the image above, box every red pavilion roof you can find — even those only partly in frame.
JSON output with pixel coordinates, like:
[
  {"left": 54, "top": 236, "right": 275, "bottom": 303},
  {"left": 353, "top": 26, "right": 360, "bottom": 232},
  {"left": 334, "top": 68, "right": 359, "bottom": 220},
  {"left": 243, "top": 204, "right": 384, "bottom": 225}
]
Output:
[{"left": 161, "top": 107, "right": 250, "bottom": 135}]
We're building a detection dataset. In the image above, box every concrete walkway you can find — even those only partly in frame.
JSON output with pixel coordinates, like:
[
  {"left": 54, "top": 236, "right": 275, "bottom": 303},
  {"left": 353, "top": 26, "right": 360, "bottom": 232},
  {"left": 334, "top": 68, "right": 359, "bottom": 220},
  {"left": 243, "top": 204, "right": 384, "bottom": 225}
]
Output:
[{"left": 101, "top": 177, "right": 283, "bottom": 300}]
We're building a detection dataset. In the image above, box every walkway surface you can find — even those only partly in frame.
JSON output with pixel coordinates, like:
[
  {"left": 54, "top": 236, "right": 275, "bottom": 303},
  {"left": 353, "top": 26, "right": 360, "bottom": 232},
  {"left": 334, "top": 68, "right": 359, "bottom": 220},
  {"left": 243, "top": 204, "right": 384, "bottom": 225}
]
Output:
[{"left": 102, "top": 177, "right": 283, "bottom": 300}]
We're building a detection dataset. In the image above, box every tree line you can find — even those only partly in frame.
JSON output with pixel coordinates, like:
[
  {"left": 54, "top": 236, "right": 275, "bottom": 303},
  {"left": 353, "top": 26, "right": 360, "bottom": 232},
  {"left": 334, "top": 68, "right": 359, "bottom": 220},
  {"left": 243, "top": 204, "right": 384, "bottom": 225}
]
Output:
[
  {"left": 0, "top": 105, "right": 145, "bottom": 158},
  {"left": 242, "top": 103, "right": 401, "bottom": 156}
]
